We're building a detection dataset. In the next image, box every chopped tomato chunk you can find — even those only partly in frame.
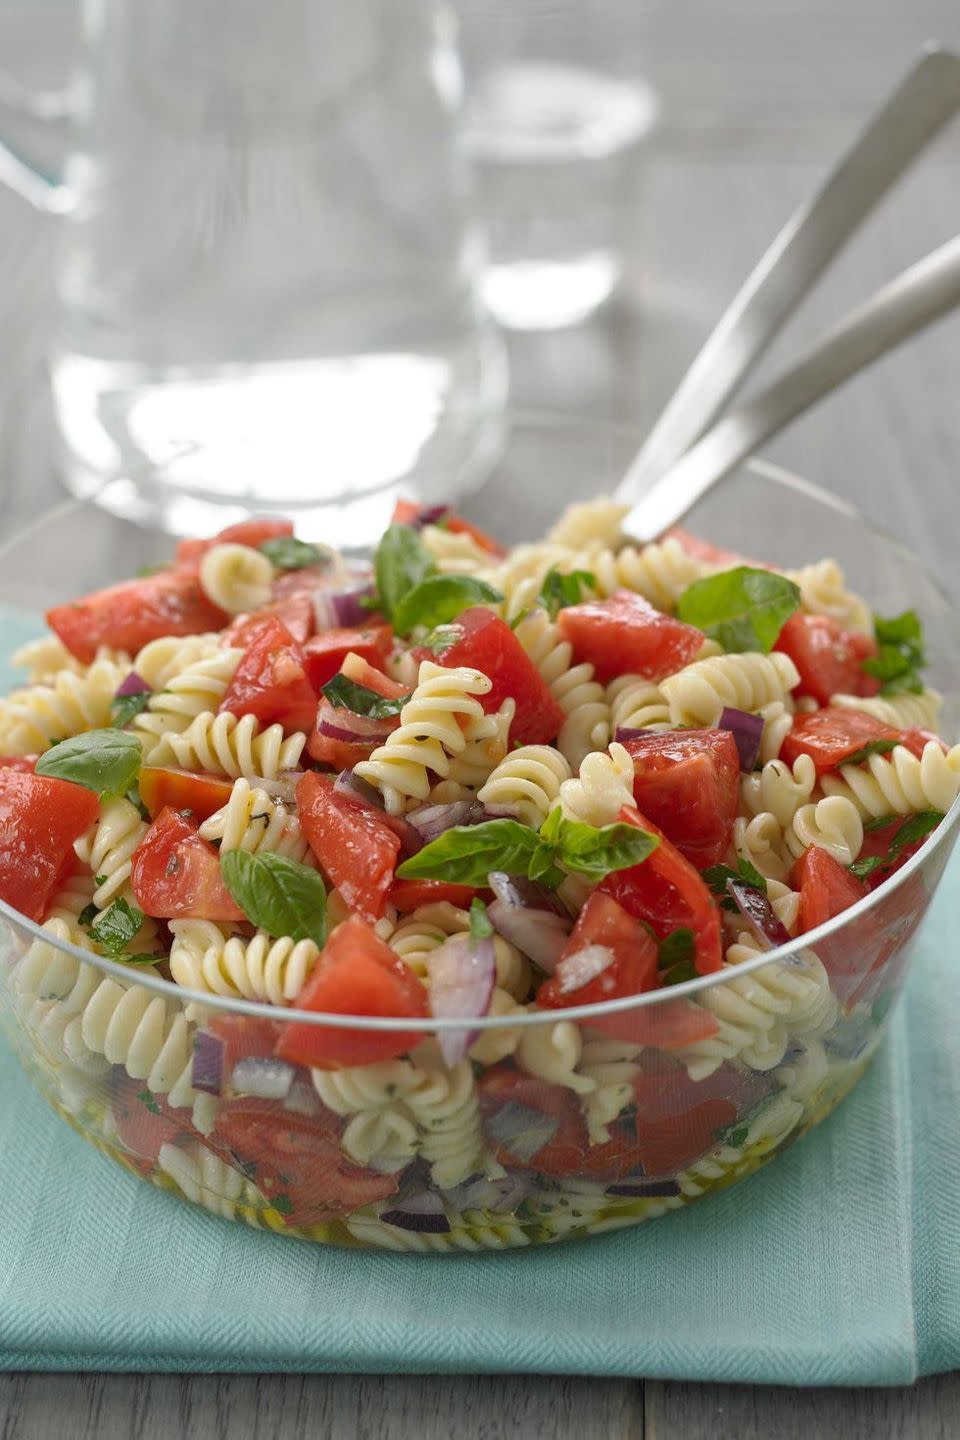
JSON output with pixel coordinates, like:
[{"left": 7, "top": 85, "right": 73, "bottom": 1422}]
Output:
[
  {"left": 794, "top": 846, "right": 874, "bottom": 1005},
  {"left": 111, "top": 1073, "right": 196, "bottom": 1175},
  {"left": 139, "top": 767, "right": 234, "bottom": 823},
  {"left": 306, "top": 658, "right": 408, "bottom": 771},
  {"left": 130, "top": 807, "right": 245, "bottom": 922},
  {"left": 175, "top": 518, "right": 294, "bottom": 569},
  {"left": 775, "top": 612, "right": 879, "bottom": 706},
  {"left": 0, "top": 755, "right": 38, "bottom": 773},
  {"left": 478, "top": 1067, "right": 590, "bottom": 1176},
  {"left": 46, "top": 570, "right": 228, "bottom": 665},
  {"left": 558, "top": 590, "right": 705, "bottom": 684},
  {"left": 389, "top": 879, "right": 480, "bottom": 912},
  {"left": 622, "top": 729, "right": 740, "bottom": 868},
  {"left": 224, "top": 592, "right": 315, "bottom": 648},
  {"left": 275, "top": 916, "right": 429, "bottom": 1070},
  {"left": 780, "top": 707, "right": 902, "bottom": 774},
  {"left": 219, "top": 617, "right": 318, "bottom": 734},
  {"left": 0, "top": 771, "right": 98, "bottom": 921},
  {"left": 301, "top": 626, "right": 393, "bottom": 691},
  {"left": 297, "top": 772, "right": 400, "bottom": 921}
]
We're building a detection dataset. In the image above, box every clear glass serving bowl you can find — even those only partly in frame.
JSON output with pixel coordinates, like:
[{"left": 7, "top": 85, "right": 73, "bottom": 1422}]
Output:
[{"left": 1, "top": 415, "right": 958, "bottom": 1253}]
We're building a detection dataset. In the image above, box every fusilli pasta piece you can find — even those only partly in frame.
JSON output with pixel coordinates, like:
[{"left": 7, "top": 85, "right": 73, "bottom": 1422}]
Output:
[
  {"left": 133, "top": 649, "right": 242, "bottom": 760},
  {"left": 199, "top": 542, "right": 274, "bottom": 614},
  {"left": 607, "top": 673, "right": 672, "bottom": 733},
  {"left": 830, "top": 688, "right": 942, "bottom": 731},
  {"left": 660, "top": 651, "right": 799, "bottom": 727},
  {"left": 732, "top": 812, "right": 790, "bottom": 881},
  {"left": 420, "top": 523, "right": 497, "bottom": 574},
  {"left": 516, "top": 1020, "right": 595, "bottom": 1094},
  {"left": 0, "top": 657, "right": 131, "bottom": 753},
  {"left": 406, "top": 1054, "right": 485, "bottom": 1189},
  {"left": 170, "top": 929, "right": 319, "bottom": 1006},
  {"left": 546, "top": 497, "right": 629, "bottom": 550},
  {"left": 757, "top": 699, "right": 795, "bottom": 763},
  {"left": 157, "top": 1141, "right": 267, "bottom": 1221},
  {"left": 513, "top": 608, "right": 609, "bottom": 769},
  {"left": 198, "top": 777, "right": 314, "bottom": 863},
  {"left": 783, "top": 795, "right": 865, "bottom": 867},
  {"left": 581, "top": 538, "right": 711, "bottom": 612},
  {"left": 11, "top": 636, "right": 130, "bottom": 684},
  {"left": 133, "top": 634, "right": 223, "bottom": 690},
  {"left": 150, "top": 710, "right": 306, "bottom": 780},
  {"left": 73, "top": 796, "right": 149, "bottom": 909},
  {"left": 478, "top": 744, "right": 571, "bottom": 828},
  {"left": 559, "top": 741, "right": 635, "bottom": 829},
  {"left": 820, "top": 741, "right": 960, "bottom": 819},
  {"left": 784, "top": 559, "right": 872, "bottom": 633},
  {"left": 577, "top": 1034, "right": 641, "bottom": 1144},
  {"left": 428, "top": 699, "right": 515, "bottom": 804},
  {"left": 740, "top": 754, "right": 816, "bottom": 827}
]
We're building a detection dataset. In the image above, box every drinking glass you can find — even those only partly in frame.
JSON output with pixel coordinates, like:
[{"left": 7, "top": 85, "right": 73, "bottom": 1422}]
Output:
[{"left": 0, "top": 0, "right": 507, "bottom": 546}]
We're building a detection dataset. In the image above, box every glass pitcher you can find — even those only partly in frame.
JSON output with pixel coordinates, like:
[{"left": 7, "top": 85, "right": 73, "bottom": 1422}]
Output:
[{"left": 0, "top": 0, "right": 507, "bottom": 546}]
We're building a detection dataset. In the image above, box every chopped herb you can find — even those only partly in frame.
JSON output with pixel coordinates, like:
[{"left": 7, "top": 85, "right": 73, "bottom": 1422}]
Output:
[
  {"left": 842, "top": 738, "right": 900, "bottom": 767},
  {"left": 78, "top": 903, "right": 99, "bottom": 929},
  {"left": 658, "top": 928, "right": 697, "bottom": 986},
  {"left": 372, "top": 524, "right": 437, "bottom": 627},
  {"left": 271, "top": 1194, "right": 294, "bottom": 1217},
  {"left": 87, "top": 896, "right": 145, "bottom": 957},
  {"left": 393, "top": 574, "right": 504, "bottom": 635},
  {"left": 538, "top": 568, "right": 595, "bottom": 621},
  {"left": 259, "top": 536, "right": 328, "bottom": 571},
  {"left": 849, "top": 809, "right": 944, "bottom": 880},
  {"left": 703, "top": 858, "right": 767, "bottom": 906},
  {"left": 110, "top": 688, "right": 152, "bottom": 729},
  {"left": 321, "top": 674, "right": 406, "bottom": 719},
  {"left": 417, "top": 625, "right": 460, "bottom": 656},
  {"left": 863, "top": 609, "right": 927, "bottom": 694},
  {"left": 725, "top": 1125, "right": 749, "bottom": 1149},
  {"left": 469, "top": 897, "right": 494, "bottom": 941},
  {"left": 138, "top": 1091, "right": 161, "bottom": 1116},
  {"left": 220, "top": 849, "right": 328, "bottom": 948},
  {"left": 676, "top": 567, "right": 802, "bottom": 653}
]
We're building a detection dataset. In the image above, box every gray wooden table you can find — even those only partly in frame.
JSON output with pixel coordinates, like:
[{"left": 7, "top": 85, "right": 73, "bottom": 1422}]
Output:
[{"left": 2, "top": 1, "right": 960, "bottom": 1434}]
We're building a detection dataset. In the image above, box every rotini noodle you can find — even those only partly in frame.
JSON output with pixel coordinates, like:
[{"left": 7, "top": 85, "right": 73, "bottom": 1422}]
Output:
[
  {"left": 150, "top": 710, "right": 306, "bottom": 780},
  {"left": 478, "top": 744, "right": 571, "bottom": 828},
  {"left": 660, "top": 650, "right": 799, "bottom": 727},
  {"left": 198, "top": 777, "right": 314, "bottom": 863},
  {"left": 198, "top": 542, "right": 275, "bottom": 614},
  {"left": 820, "top": 741, "right": 960, "bottom": 819}
]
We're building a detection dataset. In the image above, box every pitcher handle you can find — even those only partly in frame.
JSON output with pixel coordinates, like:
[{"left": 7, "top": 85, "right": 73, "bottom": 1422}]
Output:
[{"left": 0, "top": 73, "right": 75, "bottom": 214}]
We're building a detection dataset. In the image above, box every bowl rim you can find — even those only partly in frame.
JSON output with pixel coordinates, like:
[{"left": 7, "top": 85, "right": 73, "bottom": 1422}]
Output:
[{"left": 1, "top": 442, "right": 958, "bottom": 1034}]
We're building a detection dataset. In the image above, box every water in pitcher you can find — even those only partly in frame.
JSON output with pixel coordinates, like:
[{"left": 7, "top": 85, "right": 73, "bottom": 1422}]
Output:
[{"left": 49, "top": 0, "right": 505, "bottom": 543}]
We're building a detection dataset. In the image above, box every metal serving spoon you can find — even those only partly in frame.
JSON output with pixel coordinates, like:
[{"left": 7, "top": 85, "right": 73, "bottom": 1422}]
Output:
[{"left": 617, "top": 45, "right": 960, "bottom": 544}]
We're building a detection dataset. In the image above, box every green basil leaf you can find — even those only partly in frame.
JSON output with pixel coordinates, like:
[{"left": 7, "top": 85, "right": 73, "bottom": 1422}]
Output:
[
  {"left": 703, "top": 859, "right": 767, "bottom": 896},
  {"left": 417, "top": 624, "right": 460, "bottom": 656},
  {"left": 87, "top": 896, "right": 145, "bottom": 957},
  {"left": 78, "top": 902, "right": 99, "bottom": 929},
  {"left": 848, "top": 809, "right": 943, "bottom": 881},
  {"left": 373, "top": 524, "right": 437, "bottom": 626},
  {"left": 842, "top": 738, "right": 899, "bottom": 767},
  {"left": 395, "top": 820, "right": 541, "bottom": 887},
  {"left": 259, "top": 536, "right": 329, "bottom": 572},
  {"left": 320, "top": 674, "right": 406, "bottom": 719},
  {"left": 35, "top": 729, "right": 143, "bottom": 797},
  {"left": 527, "top": 841, "right": 567, "bottom": 889},
  {"left": 849, "top": 855, "right": 888, "bottom": 881},
  {"left": 658, "top": 927, "right": 695, "bottom": 970},
  {"left": 554, "top": 818, "right": 659, "bottom": 881},
  {"left": 538, "top": 568, "right": 595, "bottom": 621},
  {"left": 725, "top": 1125, "right": 749, "bottom": 1149},
  {"left": 863, "top": 813, "right": 898, "bottom": 832},
  {"left": 863, "top": 609, "right": 927, "bottom": 695},
  {"left": 110, "top": 689, "right": 152, "bottom": 729},
  {"left": 676, "top": 567, "right": 802, "bottom": 653},
  {"left": 469, "top": 897, "right": 493, "bottom": 941},
  {"left": 393, "top": 575, "right": 504, "bottom": 636},
  {"left": 873, "top": 610, "right": 922, "bottom": 645},
  {"left": 221, "top": 850, "right": 328, "bottom": 948}
]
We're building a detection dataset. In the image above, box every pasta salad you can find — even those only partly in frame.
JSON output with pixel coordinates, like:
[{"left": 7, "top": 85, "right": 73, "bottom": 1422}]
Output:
[{"left": 0, "top": 500, "right": 956, "bottom": 1249}]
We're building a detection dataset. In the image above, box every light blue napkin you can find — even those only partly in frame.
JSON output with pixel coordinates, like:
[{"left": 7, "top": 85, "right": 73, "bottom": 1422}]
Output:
[{"left": 1, "top": 612, "right": 958, "bottom": 1384}]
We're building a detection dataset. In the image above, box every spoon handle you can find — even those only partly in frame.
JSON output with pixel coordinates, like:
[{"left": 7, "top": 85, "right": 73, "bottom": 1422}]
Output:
[
  {"left": 621, "top": 233, "right": 960, "bottom": 543},
  {"left": 617, "top": 45, "right": 960, "bottom": 502}
]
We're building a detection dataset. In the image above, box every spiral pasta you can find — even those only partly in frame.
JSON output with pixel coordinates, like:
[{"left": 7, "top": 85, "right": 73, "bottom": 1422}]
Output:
[
  {"left": 73, "top": 797, "right": 150, "bottom": 910},
  {"left": 157, "top": 1141, "right": 267, "bottom": 1222},
  {"left": 830, "top": 688, "right": 942, "bottom": 731},
  {"left": 607, "top": 674, "right": 672, "bottom": 733},
  {"left": 11, "top": 636, "right": 131, "bottom": 685},
  {"left": 784, "top": 559, "right": 872, "bottom": 633},
  {"left": 546, "top": 498, "right": 630, "bottom": 550},
  {"left": 428, "top": 699, "right": 515, "bottom": 804},
  {"left": 406, "top": 1055, "right": 485, "bottom": 1189},
  {"left": 516, "top": 1020, "right": 595, "bottom": 1094},
  {"left": 577, "top": 1034, "right": 641, "bottom": 1144},
  {"left": 478, "top": 744, "right": 571, "bottom": 828},
  {"left": 677, "top": 1092, "right": 804, "bottom": 1197},
  {"left": 660, "top": 651, "right": 799, "bottom": 727},
  {"left": 579, "top": 538, "right": 711, "bottom": 612},
  {"left": 133, "top": 649, "right": 242, "bottom": 761},
  {"left": 513, "top": 608, "right": 609, "bottom": 769},
  {"left": 559, "top": 742, "right": 635, "bottom": 829},
  {"left": 170, "top": 928, "right": 319, "bottom": 1006},
  {"left": 757, "top": 700, "right": 796, "bottom": 764},
  {"left": 132, "top": 633, "right": 224, "bottom": 690},
  {"left": 784, "top": 795, "right": 865, "bottom": 867},
  {"left": 0, "top": 657, "right": 131, "bottom": 754},
  {"left": 820, "top": 740, "right": 960, "bottom": 819},
  {"left": 732, "top": 812, "right": 790, "bottom": 882},
  {"left": 740, "top": 754, "right": 817, "bottom": 828},
  {"left": 199, "top": 542, "right": 275, "bottom": 615},
  {"left": 390, "top": 901, "right": 530, "bottom": 999},
  {"left": 345, "top": 1208, "right": 530, "bottom": 1251},
  {"left": 150, "top": 710, "right": 306, "bottom": 780},
  {"left": 198, "top": 777, "right": 313, "bottom": 863},
  {"left": 420, "top": 523, "right": 497, "bottom": 575}
]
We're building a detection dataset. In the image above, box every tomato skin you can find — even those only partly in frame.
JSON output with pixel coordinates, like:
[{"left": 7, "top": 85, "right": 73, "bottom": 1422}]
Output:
[
  {"left": 794, "top": 846, "right": 876, "bottom": 1005},
  {"left": 558, "top": 590, "right": 705, "bottom": 685},
  {"left": 130, "top": 807, "right": 246, "bottom": 922},
  {"left": 275, "top": 916, "right": 429, "bottom": 1070},
  {"left": 225, "top": 593, "right": 315, "bottom": 648},
  {"left": 389, "top": 879, "right": 480, "bottom": 911},
  {"left": 0, "top": 771, "right": 99, "bottom": 921},
  {"left": 622, "top": 729, "right": 740, "bottom": 869},
  {"left": 0, "top": 755, "right": 38, "bottom": 773},
  {"left": 111, "top": 1072, "right": 196, "bottom": 1175},
  {"left": 301, "top": 626, "right": 393, "bottom": 691},
  {"left": 204, "top": 1014, "right": 285, "bottom": 1079},
  {"left": 601, "top": 807, "right": 723, "bottom": 975},
  {"left": 139, "top": 767, "right": 234, "bottom": 823},
  {"left": 419, "top": 608, "right": 566, "bottom": 746},
  {"left": 774, "top": 612, "right": 879, "bottom": 706},
  {"left": 306, "top": 653, "right": 408, "bottom": 770},
  {"left": 218, "top": 617, "right": 319, "bottom": 735},
  {"left": 780, "top": 707, "right": 902, "bottom": 774},
  {"left": 175, "top": 519, "right": 294, "bottom": 570},
  {"left": 46, "top": 569, "right": 229, "bottom": 664},
  {"left": 478, "top": 1067, "right": 590, "bottom": 1176},
  {"left": 297, "top": 772, "right": 400, "bottom": 921}
]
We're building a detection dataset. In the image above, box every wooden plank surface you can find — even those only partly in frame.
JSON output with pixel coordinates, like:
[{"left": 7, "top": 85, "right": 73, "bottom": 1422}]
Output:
[{"left": 2, "top": 1, "right": 960, "bottom": 1436}]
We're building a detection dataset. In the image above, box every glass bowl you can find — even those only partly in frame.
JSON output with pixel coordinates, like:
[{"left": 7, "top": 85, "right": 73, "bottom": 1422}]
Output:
[{"left": 1, "top": 414, "right": 958, "bottom": 1253}]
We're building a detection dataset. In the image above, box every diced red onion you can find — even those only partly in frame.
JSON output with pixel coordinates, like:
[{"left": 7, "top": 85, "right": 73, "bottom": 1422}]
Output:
[
  {"left": 317, "top": 704, "right": 395, "bottom": 744},
  {"left": 407, "top": 799, "right": 482, "bottom": 843},
  {"left": 606, "top": 1178, "right": 681, "bottom": 1197},
  {"left": 615, "top": 726, "right": 651, "bottom": 743},
  {"left": 485, "top": 1100, "right": 558, "bottom": 1163},
  {"left": 230, "top": 1057, "right": 296, "bottom": 1101},
  {"left": 488, "top": 897, "right": 571, "bottom": 974},
  {"left": 192, "top": 1031, "right": 224, "bottom": 1095},
  {"left": 381, "top": 1193, "right": 452, "bottom": 1233},
  {"left": 443, "top": 1174, "right": 531, "bottom": 1213},
  {"left": 719, "top": 706, "right": 765, "bottom": 772},
  {"left": 726, "top": 878, "right": 791, "bottom": 949},
  {"left": 552, "top": 944, "right": 614, "bottom": 996},
  {"left": 312, "top": 584, "right": 378, "bottom": 632},
  {"left": 284, "top": 1076, "right": 327, "bottom": 1116},
  {"left": 399, "top": 502, "right": 450, "bottom": 531},
  {"left": 380, "top": 811, "right": 424, "bottom": 858},
  {"left": 334, "top": 769, "right": 385, "bottom": 809},
  {"left": 488, "top": 872, "right": 569, "bottom": 918},
  {"left": 428, "top": 932, "right": 496, "bottom": 1067},
  {"left": 115, "top": 670, "right": 151, "bottom": 698}
]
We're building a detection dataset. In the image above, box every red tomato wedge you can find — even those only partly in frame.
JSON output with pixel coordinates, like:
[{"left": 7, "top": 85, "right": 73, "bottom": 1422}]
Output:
[
  {"left": 224, "top": 592, "right": 315, "bottom": 648},
  {"left": 46, "top": 570, "right": 228, "bottom": 664},
  {"left": 780, "top": 707, "right": 902, "bottom": 775},
  {"left": 275, "top": 916, "right": 429, "bottom": 1070},
  {"left": 622, "top": 729, "right": 740, "bottom": 869},
  {"left": 130, "top": 807, "right": 245, "bottom": 922},
  {"left": 853, "top": 818, "right": 935, "bottom": 892},
  {"left": 111, "top": 1073, "right": 197, "bottom": 1174},
  {"left": 557, "top": 590, "right": 705, "bottom": 685},
  {"left": 301, "top": 626, "right": 393, "bottom": 691},
  {"left": 204, "top": 1014, "right": 285, "bottom": 1080},
  {"left": 389, "top": 879, "right": 480, "bottom": 912},
  {"left": 0, "top": 755, "right": 38, "bottom": 773},
  {"left": 478, "top": 1067, "right": 591, "bottom": 1176},
  {"left": 795, "top": 846, "right": 868, "bottom": 934},
  {"left": 774, "top": 612, "right": 879, "bottom": 706},
  {"left": 297, "top": 772, "right": 400, "bottom": 921},
  {"left": 175, "top": 518, "right": 294, "bottom": 569},
  {"left": 418, "top": 608, "right": 565, "bottom": 746},
  {"left": 219, "top": 617, "right": 318, "bottom": 735},
  {"left": 0, "top": 771, "right": 99, "bottom": 921},
  {"left": 601, "top": 807, "right": 723, "bottom": 974},
  {"left": 138, "top": 767, "right": 234, "bottom": 823},
  {"left": 207, "top": 1097, "right": 397, "bottom": 1224}
]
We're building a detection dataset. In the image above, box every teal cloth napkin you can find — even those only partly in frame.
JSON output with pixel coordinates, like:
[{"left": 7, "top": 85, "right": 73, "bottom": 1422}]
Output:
[{"left": 1, "top": 612, "right": 959, "bottom": 1384}]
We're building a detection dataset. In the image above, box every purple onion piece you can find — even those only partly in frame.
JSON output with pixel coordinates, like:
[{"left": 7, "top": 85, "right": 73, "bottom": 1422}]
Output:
[
  {"left": 614, "top": 726, "right": 651, "bottom": 743},
  {"left": 230, "top": 1057, "right": 296, "bottom": 1101},
  {"left": 400, "top": 502, "right": 450, "bottom": 531},
  {"left": 380, "top": 1207, "right": 452, "bottom": 1234},
  {"left": 115, "top": 670, "right": 151, "bottom": 698},
  {"left": 488, "top": 897, "right": 571, "bottom": 975},
  {"left": 552, "top": 943, "right": 615, "bottom": 996},
  {"left": 331, "top": 584, "right": 378, "bottom": 627},
  {"left": 406, "top": 799, "right": 478, "bottom": 843},
  {"left": 284, "top": 1076, "right": 326, "bottom": 1116},
  {"left": 485, "top": 1100, "right": 558, "bottom": 1163},
  {"left": 488, "top": 871, "right": 569, "bottom": 918},
  {"left": 192, "top": 1031, "right": 224, "bottom": 1095},
  {"left": 718, "top": 706, "right": 765, "bottom": 772},
  {"left": 428, "top": 933, "right": 496, "bottom": 1067},
  {"left": 606, "top": 1178, "right": 681, "bottom": 1198},
  {"left": 317, "top": 711, "right": 394, "bottom": 744},
  {"left": 334, "top": 770, "right": 385, "bottom": 810},
  {"left": 726, "top": 878, "right": 791, "bottom": 949}
]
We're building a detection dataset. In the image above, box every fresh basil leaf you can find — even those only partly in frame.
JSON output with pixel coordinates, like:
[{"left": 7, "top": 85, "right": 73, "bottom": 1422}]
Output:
[
  {"left": 78, "top": 902, "right": 99, "bottom": 929},
  {"left": 393, "top": 575, "right": 504, "bottom": 636},
  {"left": 849, "top": 809, "right": 943, "bottom": 881},
  {"left": 320, "top": 674, "right": 406, "bottom": 719},
  {"left": 703, "top": 859, "right": 766, "bottom": 897},
  {"left": 221, "top": 850, "right": 328, "bottom": 948},
  {"left": 660, "top": 957, "right": 698, "bottom": 987},
  {"left": 874, "top": 610, "right": 923, "bottom": 646},
  {"left": 373, "top": 524, "right": 437, "bottom": 626},
  {"left": 527, "top": 841, "right": 566, "bottom": 889},
  {"left": 538, "top": 568, "right": 595, "bottom": 621},
  {"left": 725, "top": 1125, "right": 749, "bottom": 1149},
  {"left": 551, "top": 816, "right": 659, "bottom": 881},
  {"left": 35, "top": 729, "right": 143, "bottom": 797},
  {"left": 110, "top": 688, "right": 152, "bottom": 729},
  {"left": 842, "top": 738, "right": 899, "bottom": 767},
  {"left": 88, "top": 896, "right": 145, "bottom": 957},
  {"left": 126, "top": 785, "right": 151, "bottom": 822},
  {"left": 676, "top": 567, "right": 802, "bottom": 653},
  {"left": 469, "top": 897, "right": 493, "bottom": 941},
  {"left": 124, "top": 953, "right": 164, "bottom": 966},
  {"left": 395, "top": 821, "right": 541, "bottom": 887},
  {"left": 849, "top": 855, "right": 887, "bottom": 881},
  {"left": 538, "top": 807, "right": 564, "bottom": 847},
  {"left": 863, "top": 813, "right": 898, "bottom": 832},
  {"left": 417, "top": 625, "right": 460, "bottom": 656},
  {"left": 863, "top": 609, "right": 927, "bottom": 695},
  {"left": 658, "top": 928, "right": 695, "bottom": 969},
  {"left": 259, "top": 536, "right": 328, "bottom": 572}
]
